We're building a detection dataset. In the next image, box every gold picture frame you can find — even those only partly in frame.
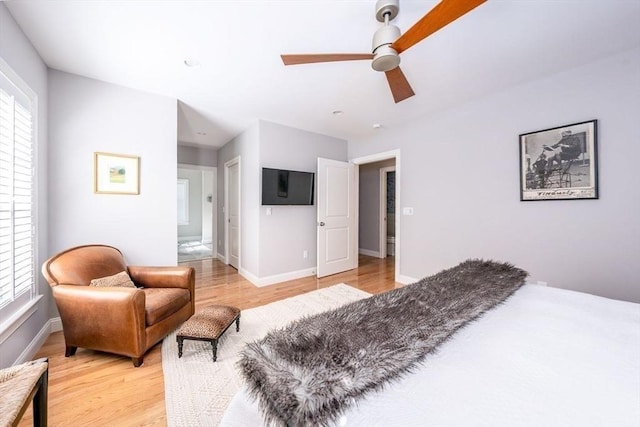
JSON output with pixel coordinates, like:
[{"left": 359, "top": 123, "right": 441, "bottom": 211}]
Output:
[{"left": 94, "top": 152, "right": 140, "bottom": 195}]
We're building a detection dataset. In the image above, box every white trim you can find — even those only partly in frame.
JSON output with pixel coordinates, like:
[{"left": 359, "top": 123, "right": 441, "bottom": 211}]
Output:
[
  {"left": 240, "top": 267, "right": 316, "bottom": 288},
  {"left": 12, "top": 316, "right": 60, "bottom": 366},
  {"left": 13, "top": 318, "right": 49, "bottom": 365},
  {"left": 0, "top": 56, "right": 41, "bottom": 323},
  {"left": 224, "top": 157, "right": 241, "bottom": 269},
  {"left": 50, "top": 317, "right": 63, "bottom": 332},
  {"left": 0, "top": 295, "right": 42, "bottom": 345},
  {"left": 351, "top": 150, "right": 399, "bottom": 166},
  {"left": 351, "top": 149, "right": 401, "bottom": 283},
  {"left": 397, "top": 274, "right": 419, "bottom": 285},
  {"left": 216, "top": 252, "right": 226, "bottom": 263},
  {"left": 0, "top": 55, "right": 37, "bottom": 102},
  {"left": 359, "top": 248, "right": 381, "bottom": 258}
]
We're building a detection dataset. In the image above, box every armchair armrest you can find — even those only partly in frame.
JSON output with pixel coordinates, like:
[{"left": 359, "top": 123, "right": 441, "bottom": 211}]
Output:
[
  {"left": 52, "top": 285, "right": 146, "bottom": 354},
  {"left": 127, "top": 266, "right": 195, "bottom": 290}
]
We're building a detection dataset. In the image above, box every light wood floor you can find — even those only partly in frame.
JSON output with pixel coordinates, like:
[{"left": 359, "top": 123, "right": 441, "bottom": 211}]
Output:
[{"left": 19, "top": 255, "right": 399, "bottom": 427}]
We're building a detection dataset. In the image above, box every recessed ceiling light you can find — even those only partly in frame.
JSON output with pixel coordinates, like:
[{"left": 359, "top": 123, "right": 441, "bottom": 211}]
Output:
[
  {"left": 184, "top": 59, "right": 200, "bottom": 67},
  {"left": 196, "top": 131, "right": 207, "bottom": 136},
  {"left": 373, "top": 123, "right": 382, "bottom": 129},
  {"left": 332, "top": 110, "right": 344, "bottom": 115}
]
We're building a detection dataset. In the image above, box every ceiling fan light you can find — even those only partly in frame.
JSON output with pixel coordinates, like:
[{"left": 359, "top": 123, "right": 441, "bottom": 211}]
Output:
[
  {"left": 372, "top": 24, "right": 401, "bottom": 52},
  {"left": 372, "top": 46, "right": 400, "bottom": 72}
]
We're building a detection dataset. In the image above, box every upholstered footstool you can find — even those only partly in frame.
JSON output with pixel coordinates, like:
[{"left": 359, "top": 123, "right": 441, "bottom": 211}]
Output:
[{"left": 176, "top": 305, "right": 241, "bottom": 362}]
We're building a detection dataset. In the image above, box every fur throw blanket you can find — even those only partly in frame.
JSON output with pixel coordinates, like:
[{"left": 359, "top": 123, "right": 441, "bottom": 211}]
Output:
[{"left": 238, "top": 259, "right": 528, "bottom": 426}]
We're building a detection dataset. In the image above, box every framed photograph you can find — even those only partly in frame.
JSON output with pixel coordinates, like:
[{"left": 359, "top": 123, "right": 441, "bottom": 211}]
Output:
[
  {"left": 519, "top": 120, "right": 598, "bottom": 201},
  {"left": 94, "top": 152, "right": 140, "bottom": 195}
]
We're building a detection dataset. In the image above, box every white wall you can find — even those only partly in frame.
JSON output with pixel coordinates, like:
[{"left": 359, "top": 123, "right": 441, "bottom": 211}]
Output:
[
  {"left": 258, "top": 120, "right": 347, "bottom": 279},
  {"left": 0, "top": 4, "right": 50, "bottom": 367},
  {"left": 48, "top": 70, "right": 178, "bottom": 266},
  {"left": 177, "top": 144, "right": 217, "bottom": 167},
  {"left": 216, "top": 120, "right": 347, "bottom": 284},
  {"left": 349, "top": 47, "right": 640, "bottom": 303},
  {"left": 216, "top": 123, "right": 260, "bottom": 274}
]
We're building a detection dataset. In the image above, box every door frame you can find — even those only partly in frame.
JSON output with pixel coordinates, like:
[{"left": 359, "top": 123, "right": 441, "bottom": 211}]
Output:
[
  {"left": 351, "top": 149, "right": 400, "bottom": 283},
  {"left": 224, "top": 156, "right": 241, "bottom": 267},
  {"left": 177, "top": 163, "right": 217, "bottom": 259},
  {"left": 379, "top": 166, "right": 396, "bottom": 259}
]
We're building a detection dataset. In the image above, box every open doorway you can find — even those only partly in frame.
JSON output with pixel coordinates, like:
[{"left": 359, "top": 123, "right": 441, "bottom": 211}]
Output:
[
  {"left": 380, "top": 166, "right": 396, "bottom": 259},
  {"left": 352, "top": 150, "right": 400, "bottom": 282},
  {"left": 177, "top": 165, "right": 216, "bottom": 262}
]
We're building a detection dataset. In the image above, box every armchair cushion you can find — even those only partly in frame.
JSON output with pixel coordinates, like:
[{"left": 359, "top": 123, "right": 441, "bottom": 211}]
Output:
[
  {"left": 90, "top": 271, "right": 136, "bottom": 288},
  {"left": 143, "top": 287, "right": 191, "bottom": 326}
]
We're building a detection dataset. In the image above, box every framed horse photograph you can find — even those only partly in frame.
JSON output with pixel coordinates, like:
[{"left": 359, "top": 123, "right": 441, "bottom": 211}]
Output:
[{"left": 519, "top": 120, "right": 598, "bottom": 201}]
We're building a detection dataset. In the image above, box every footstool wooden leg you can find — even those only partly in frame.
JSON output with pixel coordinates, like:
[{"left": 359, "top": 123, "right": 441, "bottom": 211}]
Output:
[
  {"left": 211, "top": 339, "right": 218, "bottom": 362},
  {"left": 33, "top": 360, "right": 48, "bottom": 427},
  {"left": 177, "top": 337, "right": 184, "bottom": 358},
  {"left": 235, "top": 315, "right": 240, "bottom": 332}
]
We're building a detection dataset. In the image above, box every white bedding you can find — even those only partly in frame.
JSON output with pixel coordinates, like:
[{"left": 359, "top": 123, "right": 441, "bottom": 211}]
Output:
[{"left": 221, "top": 284, "right": 640, "bottom": 427}]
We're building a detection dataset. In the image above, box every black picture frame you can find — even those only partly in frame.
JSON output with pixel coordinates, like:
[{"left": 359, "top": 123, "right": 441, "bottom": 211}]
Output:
[{"left": 519, "top": 119, "right": 598, "bottom": 201}]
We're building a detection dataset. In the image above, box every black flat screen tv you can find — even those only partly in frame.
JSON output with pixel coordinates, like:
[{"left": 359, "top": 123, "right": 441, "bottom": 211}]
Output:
[{"left": 261, "top": 167, "right": 314, "bottom": 205}]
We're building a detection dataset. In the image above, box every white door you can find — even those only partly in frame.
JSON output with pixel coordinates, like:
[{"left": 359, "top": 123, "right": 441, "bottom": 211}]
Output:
[
  {"left": 317, "top": 158, "right": 357, "bottom": 277},
  {"left": 226, "top": 159, "right": 240, "bottom": 269}
]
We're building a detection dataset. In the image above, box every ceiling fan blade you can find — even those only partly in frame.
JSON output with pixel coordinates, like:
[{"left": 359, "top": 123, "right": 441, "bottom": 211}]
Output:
[
  {"left": 385, "top": 67, "right": 415, "bottom": 103},
  {"left": 391, "top": 0, "right": 487, "bottom": 54},
  {"left": 281, "top": 53, "right": 374, "bottom": 65}
]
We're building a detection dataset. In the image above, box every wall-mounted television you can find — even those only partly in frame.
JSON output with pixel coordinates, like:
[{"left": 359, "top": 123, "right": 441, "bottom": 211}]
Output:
[{"left": 261, "top": 167, "right": 314, "bottom": 205}]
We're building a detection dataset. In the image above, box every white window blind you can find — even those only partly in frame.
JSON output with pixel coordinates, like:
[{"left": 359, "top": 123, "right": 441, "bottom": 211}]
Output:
[{"left": 0, "top": 64, "right": 36, "bottom": 319}]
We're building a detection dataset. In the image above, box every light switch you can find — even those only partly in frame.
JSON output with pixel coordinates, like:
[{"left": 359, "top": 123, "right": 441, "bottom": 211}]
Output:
[{"left": 402, "top": 207, "right": 414, "bottom": 216}]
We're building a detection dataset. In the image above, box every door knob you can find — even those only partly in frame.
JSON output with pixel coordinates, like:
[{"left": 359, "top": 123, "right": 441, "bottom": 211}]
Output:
[{"left": 318, "top": 221, "right": 325, "bottom": 226}]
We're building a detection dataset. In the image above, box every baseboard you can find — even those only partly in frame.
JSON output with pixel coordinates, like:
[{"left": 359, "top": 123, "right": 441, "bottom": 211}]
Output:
[
  {"left": 396, "top": 274, "right": 419, "bottom": 285},
  {"left": 358, "top": 248, "right": 381, "bottom": 258},
  {"left": 239, "top": 267, "right": 316, "bottom": 288},
  {"left": 13, "top": 317, "right": 60, "bottom": 366},
  {"left": 50, "top": 317, "right": 62, "bottom": 332},
  {"left": 216, "top": 252, "right": 226, "bottom": 263}
]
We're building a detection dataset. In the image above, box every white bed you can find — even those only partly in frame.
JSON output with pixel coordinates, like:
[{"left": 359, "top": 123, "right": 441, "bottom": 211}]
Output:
[{"left": 221, "top": 284, "right": 640, "bottom": 427}]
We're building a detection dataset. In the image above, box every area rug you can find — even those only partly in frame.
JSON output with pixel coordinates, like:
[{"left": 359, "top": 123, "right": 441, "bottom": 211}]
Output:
[{"left": 162, "top": 283, "right": 371, "bottom": 427}]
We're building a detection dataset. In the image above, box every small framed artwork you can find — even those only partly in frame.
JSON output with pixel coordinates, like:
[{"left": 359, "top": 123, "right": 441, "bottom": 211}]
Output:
[
  {"left": 94, "top": 152, "right": 140, "bottom": 195},
  {"left": 519, "top": 119, "right": 598, "bottom": 201}
]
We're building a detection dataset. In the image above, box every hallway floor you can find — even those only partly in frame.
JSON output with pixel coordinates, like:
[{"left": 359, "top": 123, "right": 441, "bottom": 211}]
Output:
[{"left": 177, "top": 240, "right": 213, "bottom": 262}]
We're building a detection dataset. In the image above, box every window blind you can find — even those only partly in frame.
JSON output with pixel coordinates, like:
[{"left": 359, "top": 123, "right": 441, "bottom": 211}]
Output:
[{"left": 0, "top": 72, "right": 35, "bottom": 314}]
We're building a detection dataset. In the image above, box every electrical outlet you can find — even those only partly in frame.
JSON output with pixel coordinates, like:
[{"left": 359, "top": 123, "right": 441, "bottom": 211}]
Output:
[
  {"left": 402, "top": 207, "right": 414, "bottom": 215},
  {"left": 303, "top": 250, "right": 308, "bottom": 259}
]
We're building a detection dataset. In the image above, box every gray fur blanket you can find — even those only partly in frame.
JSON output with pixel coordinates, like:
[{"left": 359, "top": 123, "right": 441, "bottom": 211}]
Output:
[{"left": 238, "top": 259, "right": 528, "bottom": 426}]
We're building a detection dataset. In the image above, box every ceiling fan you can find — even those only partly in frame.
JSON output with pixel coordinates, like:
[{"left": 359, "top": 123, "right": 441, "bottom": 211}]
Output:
[{"left": 281, "top": 0, "right": 487, "bottom": 103}]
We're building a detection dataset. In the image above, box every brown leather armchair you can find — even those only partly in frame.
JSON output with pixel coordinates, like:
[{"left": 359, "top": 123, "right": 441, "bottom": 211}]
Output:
[{"left": 42, "top": 244, "right": 195, "bottom": 367}]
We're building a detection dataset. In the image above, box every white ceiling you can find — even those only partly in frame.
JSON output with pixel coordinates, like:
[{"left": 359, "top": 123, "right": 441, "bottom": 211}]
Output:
[{"left": 6, "top": 1, "right": 640, "bottom": 149}]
